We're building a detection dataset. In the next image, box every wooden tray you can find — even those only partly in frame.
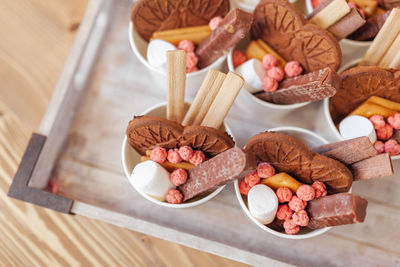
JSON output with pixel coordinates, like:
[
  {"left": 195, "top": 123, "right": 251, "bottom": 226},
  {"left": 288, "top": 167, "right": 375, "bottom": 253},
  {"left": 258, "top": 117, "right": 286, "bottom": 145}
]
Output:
[{"left": 9, "top": 0, "right": 400, "bottom": 265}]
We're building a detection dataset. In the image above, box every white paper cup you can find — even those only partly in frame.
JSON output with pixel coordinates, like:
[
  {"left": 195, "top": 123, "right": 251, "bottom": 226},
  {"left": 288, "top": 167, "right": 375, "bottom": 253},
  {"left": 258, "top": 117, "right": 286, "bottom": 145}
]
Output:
[
  {"left": 234, "top": 126, "right": 331, "bottom": 239},
  {"left": 129, "top": 22, "right": 227, "bottom": 99},
  {"left": 121, "top": 102, "right": 236, "bottom": 208}
]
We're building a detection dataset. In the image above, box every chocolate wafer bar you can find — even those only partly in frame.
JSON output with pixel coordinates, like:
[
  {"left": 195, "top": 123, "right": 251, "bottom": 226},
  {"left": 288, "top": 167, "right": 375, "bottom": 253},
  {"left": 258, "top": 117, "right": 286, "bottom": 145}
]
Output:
[
  {"left": 351, "top": 153, "right": 394, "bottom": 180},
  {"left": 255, "top": 67, "right": 339, "bottom": 104},
  {"left": 349, "top": 11, "right": 390, "bottom": 41},
  {"left": 327, "top": 8, "right": 366, "bottom": 40}
]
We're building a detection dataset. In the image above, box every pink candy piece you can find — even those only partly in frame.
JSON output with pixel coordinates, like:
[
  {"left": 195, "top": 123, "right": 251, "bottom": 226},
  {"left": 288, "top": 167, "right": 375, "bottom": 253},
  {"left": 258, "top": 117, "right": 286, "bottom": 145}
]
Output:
[
  {"left": 186, "top": 66, "right": 199, "bottom": 73},
  {"left": 209, "top": 16, "right": 223, "bottom": 30},
  {"left": 374, "top": 140, "right": 385, "bottom": 154},
  {"left": 267, "top": 66, "right": 285, "bottom": 82},
  {"left": 178, "top": 146, "right": 194, "bottom": 161},
  {"left": 239, "top": 179, "right": 251, "bottom": 195},
  {"left": 311, "top": 181, "right": 327, "bottom": 199},
  {"left": 262, "top": 76, "right": 279, "bottom": 92},
  {"left": 376, "top": 123, "right": 393, "bottom": 141},
  {"left": 288, "top": 196, "right": 307, "bottom": 212},
  {"left": 276, "top": 204, "right": 293, "bottom": 221},
  {"left": 244, "top": 171, "right": 260, "bottom": 187},
  {"left": 186, "top": 51, "right": 199, "bottom": 69},
  {"left": 189, "top": 150, "right": 205, "bottom": 166},
  {"left": 150, "top": 147, "right": 167, "bottom": 163},
  {"left": 232, "top": 50, "right": 247, "bottom": 67},
  {"left": 257, "top": 162, "right": 275, "bottom": 178},
  {"left": 369, "top": 115, "right": 386, "bottom": 130},
  {"left": 384, "top": 139, "right": 400, "bottom": 156},
  {"left": 167, "top": 148, "right": 182, "bottom": 164},
  {"left": 283, "top": 219, "right": 299, "bottom": 235},
  {"left": 166, "top": 189, "right": 183, "bottom": 204},
  {"left": 292, "top": 210, "right": 309, "bottom": 226},
  {"left": 296, "top": 185, "right": 316, "bottom": 201},
  {"left": 262, "top": 54, "right": 278, "bottom": 70},
  {"left": 170, "top": 168, "right": 188, "bottom": 186},
  {"left": 276, "top": 187, "right": 292, "bottom": 203},
  {"left": 284, "top": 61, "right": 303, "bottom": 77},
  {"left": 387, "top": 113, "right": 400, "bottom": 129},
  {"left": 177, "top": 40, "right": 195, "bottom": 53}
]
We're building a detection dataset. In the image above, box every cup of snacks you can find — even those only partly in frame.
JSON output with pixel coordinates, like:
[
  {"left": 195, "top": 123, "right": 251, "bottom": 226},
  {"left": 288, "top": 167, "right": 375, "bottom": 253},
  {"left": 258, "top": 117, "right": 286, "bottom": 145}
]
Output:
[{"left": 129, "top": 0, "right": 253, "bottom": 98}]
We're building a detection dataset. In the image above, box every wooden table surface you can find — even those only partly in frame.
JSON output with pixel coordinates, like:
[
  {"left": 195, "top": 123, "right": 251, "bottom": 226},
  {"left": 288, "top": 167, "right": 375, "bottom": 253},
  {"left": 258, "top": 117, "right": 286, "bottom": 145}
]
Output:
[{"left": 0, "top": 1, "right": 248, "bottom": 265}]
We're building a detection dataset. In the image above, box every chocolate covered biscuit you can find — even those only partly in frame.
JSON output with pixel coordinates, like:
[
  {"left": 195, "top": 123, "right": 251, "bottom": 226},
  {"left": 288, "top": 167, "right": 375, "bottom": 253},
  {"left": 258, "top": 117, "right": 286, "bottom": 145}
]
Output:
[
  {"left": 327, "top": 9, "right": 366, "bottom": 40},
  {"left": 349, "top": 11, "right": 390, "bottom": 41}
]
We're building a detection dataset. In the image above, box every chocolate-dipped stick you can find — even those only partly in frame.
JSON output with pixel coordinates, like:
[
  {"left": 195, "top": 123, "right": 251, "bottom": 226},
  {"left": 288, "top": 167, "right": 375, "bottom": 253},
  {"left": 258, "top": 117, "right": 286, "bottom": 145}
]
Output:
[
  {"left": 309, "top": 0, "right": 350, "bottom": 29},
  {"left": 166, "top": 50, "right": 186, "bottom": 123},
  {"left": 327, "top": 9, "right": 366, "bottom": 40}
]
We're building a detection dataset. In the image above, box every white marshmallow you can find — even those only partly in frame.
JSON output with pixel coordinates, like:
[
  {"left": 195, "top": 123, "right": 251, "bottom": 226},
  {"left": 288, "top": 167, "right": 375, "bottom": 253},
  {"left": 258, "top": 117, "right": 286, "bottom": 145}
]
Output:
[
  {"left": 339, "top": 115, "right": 377, "bottom": 144},
  {"left": 129, "top": 161, "right": 175, "bottom": 201},
  {"left": 247, "top": 184, "right": 278, "bottom": 225},
  {"left": 235, "top": 59, "right": 266, "bottom": 93},
  {"left": 146, "top": 39, "right": 176, "bottom": 71}
]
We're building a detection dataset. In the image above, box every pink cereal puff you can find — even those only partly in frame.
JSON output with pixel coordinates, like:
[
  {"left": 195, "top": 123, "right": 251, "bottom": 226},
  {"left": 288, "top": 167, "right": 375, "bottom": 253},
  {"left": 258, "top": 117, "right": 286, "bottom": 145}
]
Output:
[
  {"left": 387, "top": 113, "right": 400, "bottom": 130},
  {"left": 285, "top": 225, "right": 300, "bottom": 235},
  {"left": 276, "top": 204, "right": 293, "bottom": 221},
  {"left": 262, "top": 54, "right": 278, "bottom": 70},
  {"left": 369, "top": 115, "right": 386, "bottom": 130},
  {"left": 296, "top": 185, "right": 316, "bottom": 201},
  {"left": 284, "top": 61, "right": 303, "bottom": 77},
  {"left": 376, "top": 123, "right": 393, "bottom": 141},
  {"left": 178, "top": 146, "right": 194, "bottom": 161},
  {"left": 186, "top": 51, "right": 199, "bottom": 69},
  {"left": 384, "top": 139, "right": 400, "bottom": 156},
  {"left": 262, "top": 76, "right": 279, "bottom": 92},
  {"left": 267, "top": 66, "right": 285, "bottom": 82},
  {"left": 186, "top": 66, "right": 199, "bottom": 73},
  {"left": 209, "top": 16, "right": 223, "bottom": 30},
  {"left": 170, "top": 168, "right": 188, "bottom": 186},
  {"left": 177, "top": 40, "right": 195, "bottom": 53},
  {"left": 166, "top": 189, "right": 183, "bottom": 204},
  {"left": 312, "top": 181, "right": 327, "bottom": 199},
  {"left": 167, "top": 148, "right": 182, "bottom": 164},
  {"left": 232, "top": 50, "right": 247, "bottom": 67},
  {"left": 374, "top": 140, "right": 385, "bottom": 154},
  {"left": 292, "top": 210, "right": 309, "bottom": 226},
  {"left": 276, "top": 187, "right": 292, "bottom": 203},
  {"left": 244, "top": 171, "right": 260, "bottom": 188},
  {"left": 288, "top": 196, "right": 307, "bottom": 212},
  {"left": 150, "top": 147, "right": 167, "bottom": 163},
  {"left": 189, "top": 150, "right": 205, "bottom": 166},
  {"left": 257, "top": 162, "right": 275, "bottom": 178},
  {"left": 239, "top": 179, "right": 251, "bottom": 195}
]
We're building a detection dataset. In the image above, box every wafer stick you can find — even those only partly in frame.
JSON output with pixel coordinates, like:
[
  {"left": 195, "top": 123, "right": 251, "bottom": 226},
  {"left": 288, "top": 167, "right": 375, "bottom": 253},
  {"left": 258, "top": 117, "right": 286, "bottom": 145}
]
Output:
[
  {"left": 166, "top": 50, "right": 186, "bottom": 123},
  {"left": 151, "top": 25, "right": 211, "bottom": 45},
  {"left": 379, "top": 33, "right": 400, "bottom": 67},
  {"left": 360, "top": 8, "right": 400, "bottom": 66},
  {"left": 141, "top": 156, "right": 195, "bottom": 171},
  {"left": 309, "top": 0, "right": 351, "bottom": 29},
  {"left": 351, "top": 153, "right": 394, "bottom": 180},
  {"left": 182, "top": 69, "right": 226, "bottom": 126},
  {"left": 201, "top": 72, "right": 244, "bottom": 128}
]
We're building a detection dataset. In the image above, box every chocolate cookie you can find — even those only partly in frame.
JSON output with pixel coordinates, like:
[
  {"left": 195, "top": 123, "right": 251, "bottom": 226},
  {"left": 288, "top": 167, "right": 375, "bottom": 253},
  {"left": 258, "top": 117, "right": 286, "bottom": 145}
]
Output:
[
  {"left": 330, "top": 66, "right": 400, "bottom": 123},
  {"left": 131, "top": 0, "right": 230, "bottom": 42},
  {"left": 251, "top": 0, "right": 342, "bottom": 72},
  {"left": 245, "top": 132, "right": 353, "bottom": 193}
]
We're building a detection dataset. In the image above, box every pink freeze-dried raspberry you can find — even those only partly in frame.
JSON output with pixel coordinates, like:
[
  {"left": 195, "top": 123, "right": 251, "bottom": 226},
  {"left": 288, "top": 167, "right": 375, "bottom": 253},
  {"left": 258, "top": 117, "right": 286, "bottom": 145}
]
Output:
[
  {"left": 296, "top": 185, "right": 316, "bottom": 201},
  {"left": 177, "top": 40, "right": 195, "bottom": 53},
  {"left": 170, "top": 168, "right": 188, "bottom": 186},
  {"left": 376, "top": 123, "right": 393, "bottom": 140},
  {"left": 384, "top": 139, "right": 400, "bottom": 156},
  {"left": 312, "top": 0, "right": 323, "bottom": 8},
  {"left": 388, "top": 113, "right": 400, "bottom": 130},
  {"left": 285, "top": 225, "right": 300, "bottom": 235},
  {"left": 244, "top": 171, "right": 260, "bottom": 187},
  {"left": 284, "top": 61, "right": 303, "bottom": 77},
  {"left": 189, "top": 150, "right": 205, "bottom": 166},
  {"left": 311, "top": 181, "right": 327, "bottom": 199},
  {"left": 276, "top": 204, "right": 293, "bottom": 221},
  {"left": 262, "top": 54, "right": 278, "bottom": 70},
  {"left": 239, "top": 179, "right": 251, "bottom": 195},
  {"left": 150, "top": 147, "right": 167, "bottom": 163},
  {"left": 178, "top": 146, "right": 194, "bottom": 161},
  {"left": 48, "top": 179, "right": 59, "bottom": 194},
  {"left": 262, "top": 76, "right": 279, "bottom": 92},
  {"left": 186, "top": 51, "right": 198, "bottom": 69},
  {"left": 209, "top": 16, "right": 223, "bottom": 30},
  {"left": 232, "top": 50, "right": 247, "bottom": 67},
  {"left": 292, "top": 210, "right": 309, "bottom": 226},
  {"left": 288, "top": 196, "right": 307, "bottom": 212},
  {"left": 167, "top": 148, "right": 182, "bottom": 164},
  {"left": 283, "top": 219, "right": 297, "bottom": 229},
  {"left": 276, "top": 187, "right": 292, "bottom": 203},
  {"left": 374, "top": 140, "right": 385, "bottom": 154},
  {"left": 186, "top": 66, "right": 199, "bottom": 73},
  {"left": 166, "top": 189, "right": 183, "bottom": 204},
  {"left": 369, "top": 115, "right": 386, "bottom": 130},
  {"left": 257, "top": 162, "right": 275, "bottom": 178},
  {"left": 267, "top": 66, "right": 285, "bottom": 82}
]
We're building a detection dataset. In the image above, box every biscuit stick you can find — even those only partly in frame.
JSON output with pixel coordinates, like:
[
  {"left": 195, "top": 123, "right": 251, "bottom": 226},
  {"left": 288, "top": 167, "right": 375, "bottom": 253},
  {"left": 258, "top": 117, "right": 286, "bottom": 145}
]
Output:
[
  {"left": 166, "top": 50, "right": 186, "bottom": 123},
  {"left": 182, "top": 69, "right": 226, "bottom": 126}
]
